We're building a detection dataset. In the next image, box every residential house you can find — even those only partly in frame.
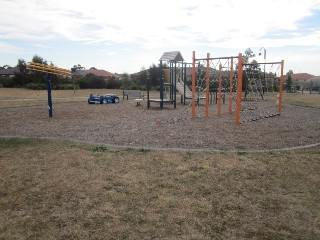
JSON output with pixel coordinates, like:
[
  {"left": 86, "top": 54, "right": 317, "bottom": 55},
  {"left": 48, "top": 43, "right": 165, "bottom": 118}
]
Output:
[
  {"left": 0, "top": 66, "right": 20, "bottom": 78},
  {"left": 72, "top": 69, "right": 115, "bottom": 79}
]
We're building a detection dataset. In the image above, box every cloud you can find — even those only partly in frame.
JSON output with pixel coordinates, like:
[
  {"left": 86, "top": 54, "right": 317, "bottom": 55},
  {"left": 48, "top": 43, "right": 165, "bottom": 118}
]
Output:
[
  {"left": 0, "top": 41, "right": 23, "bottom": 54},
  {"left": 1, "top": 0, "right": 320, "bottom": 48},
  {"left": 1, "top": 0, "right": 320, "bottom": 74}
]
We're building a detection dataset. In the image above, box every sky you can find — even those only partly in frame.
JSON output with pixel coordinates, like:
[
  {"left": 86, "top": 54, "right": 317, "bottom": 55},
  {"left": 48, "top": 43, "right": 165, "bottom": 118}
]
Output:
[{"left": 1, "top": 0, "right": 320, "bottom": 75}]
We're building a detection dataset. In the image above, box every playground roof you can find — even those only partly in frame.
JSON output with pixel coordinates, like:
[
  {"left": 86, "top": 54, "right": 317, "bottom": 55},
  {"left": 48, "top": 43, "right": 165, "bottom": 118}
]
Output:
[{"left": 159, "top": 51, "right": 184, "bottom": 62}]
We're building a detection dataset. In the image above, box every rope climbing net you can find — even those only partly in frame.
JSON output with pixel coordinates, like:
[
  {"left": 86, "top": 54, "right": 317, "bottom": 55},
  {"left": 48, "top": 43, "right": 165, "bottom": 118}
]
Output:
[
  {"left": 239, "top": 61, "right": 284, "bottom": 124},
  {"left": 192, "top": 55, "right": 239, "bottom": 118},
  {"left": 154, "top": 51, "right": 284, "bottom": 127}
]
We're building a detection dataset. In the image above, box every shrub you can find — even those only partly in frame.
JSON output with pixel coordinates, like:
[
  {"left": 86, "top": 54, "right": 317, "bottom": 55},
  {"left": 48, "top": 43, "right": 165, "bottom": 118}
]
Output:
[
  {"left": 53, "top": 84, "right": 80, "bottom": 90},
  {"left": 25, "top": 83, "right": 47, "bottom": 90}
]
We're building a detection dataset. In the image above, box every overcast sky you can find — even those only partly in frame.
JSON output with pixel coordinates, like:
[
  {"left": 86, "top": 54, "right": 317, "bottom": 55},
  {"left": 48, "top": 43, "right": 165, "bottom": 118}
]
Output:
[{"left": 1, "top": 0, "right": 320, "bottom": 75}]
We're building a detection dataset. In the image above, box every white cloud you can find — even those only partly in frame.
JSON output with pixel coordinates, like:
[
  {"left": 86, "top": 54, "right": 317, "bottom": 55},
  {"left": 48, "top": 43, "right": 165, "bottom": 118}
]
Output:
[
  {"left": 0, "top": 41, "right": 22, "bottom": 54},
  {"left": 1, "top": 0, "right": 319, "bottom": 47}
]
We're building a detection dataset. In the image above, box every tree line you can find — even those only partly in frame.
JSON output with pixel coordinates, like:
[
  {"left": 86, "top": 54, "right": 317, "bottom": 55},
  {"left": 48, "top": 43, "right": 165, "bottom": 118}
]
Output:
[
  {"left": 1, "top": 50, "right": 297, "bottom": 92},
  {"left": 0, "top": 55, "right": 164, "bottom": 90}
]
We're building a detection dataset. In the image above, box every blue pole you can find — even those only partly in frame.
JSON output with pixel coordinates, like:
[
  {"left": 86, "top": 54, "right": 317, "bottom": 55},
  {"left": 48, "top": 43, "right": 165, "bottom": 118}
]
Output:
[
  {"left": 46, "top": 73, "right": 53, "bottom": 117},
  {"left": 160, "top": 60, "right": 163, "bottom": 109},
  {"left": 174, "top": 61, "right": 177, "bottom": 108}
]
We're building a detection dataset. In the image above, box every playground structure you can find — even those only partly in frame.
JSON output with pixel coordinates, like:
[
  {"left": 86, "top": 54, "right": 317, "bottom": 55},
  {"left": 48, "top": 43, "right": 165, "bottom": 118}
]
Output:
[
  {"left": 238, "top": 60, "right": 284, "bottom": 124},
  {"left": 27, "top": 62, "right": 71, "bottom": 117},
  {"left": 190, "top": 52, "right": 239, "bottom": 119},
  {"left": 152, "top": 51, "right": 284, "bottom": 127},
  {"left": 191, "top": 51, "right": 284, "bottom": 126},
  {"left": 147, "top": 51, "right": 184, "bottom": 109}
]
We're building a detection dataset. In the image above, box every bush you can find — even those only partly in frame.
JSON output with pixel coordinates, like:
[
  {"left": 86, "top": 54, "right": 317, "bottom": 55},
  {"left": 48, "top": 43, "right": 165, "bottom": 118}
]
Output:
[
  {"left": 53, "top": 84, "right": 80, "bottom": 90},
  {"left": 105, "top": 79, "right": 121, "bottom": 89},
  {"left": 1, "top": 77, "right": 15, "bottom": 88},
  {"left": 25, "top": 83, "right": 47, "bottom": 90}
]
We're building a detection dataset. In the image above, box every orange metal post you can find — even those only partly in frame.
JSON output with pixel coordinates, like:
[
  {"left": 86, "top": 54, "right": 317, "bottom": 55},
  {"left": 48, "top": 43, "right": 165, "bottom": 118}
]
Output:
[
  {"left": 229, "top": 57, "right": 234, "bottom": 114},
  {"left": 235, "top": 53, "right": 243, "bottom": 127},
  {"left": 278, "top": 60, "right": 284, "bottom": 114},
  {"left": 206, "top": 53, "right": 210, "bottom": 117},
  {"left": 217, "top": 64, "right": 222, "bottom": 116},
  {"left": 192, "top": 51, "right": 196, "bottom": 118}
]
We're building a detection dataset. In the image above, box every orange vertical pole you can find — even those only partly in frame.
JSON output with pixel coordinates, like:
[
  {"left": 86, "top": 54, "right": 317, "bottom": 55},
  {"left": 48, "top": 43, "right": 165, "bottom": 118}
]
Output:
[
  {"left": 229, "top": 57, "right": 234, "bottom": 114},
  {"left": 278, "top": 60, "right": 284, "bottom": 114},
  {"left": 235, "top": 53, "right": 243, "bottom": 127},
  {"left": 206, "top": 53, "right": 210, "bottom": 118},
  {"left": 217, "top": 64, "right": 222, "bottom": 116},
  {"left": 192, "top": 51, "right": 196, "bottom": 118}
]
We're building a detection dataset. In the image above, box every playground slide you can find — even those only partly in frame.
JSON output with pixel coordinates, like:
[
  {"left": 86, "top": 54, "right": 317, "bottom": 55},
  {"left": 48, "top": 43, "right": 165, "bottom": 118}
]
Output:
[
  {"left": 175, "top": 80, "right": 206, "bottom": 100},
  {"left": 175, "top": 80, "right": 192, "bottom": 99}
]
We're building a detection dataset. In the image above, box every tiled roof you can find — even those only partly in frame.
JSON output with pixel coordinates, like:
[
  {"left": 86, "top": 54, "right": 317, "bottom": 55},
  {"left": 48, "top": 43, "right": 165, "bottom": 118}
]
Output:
[
  {"left": 291, "top": 73, "right": 315, "bottom": 81},
  {"left": 0, "top": 67, "right": 20, "bottom": 75},
  {"left": 72, "top": 69, "right": 114, "bottom": 78}
]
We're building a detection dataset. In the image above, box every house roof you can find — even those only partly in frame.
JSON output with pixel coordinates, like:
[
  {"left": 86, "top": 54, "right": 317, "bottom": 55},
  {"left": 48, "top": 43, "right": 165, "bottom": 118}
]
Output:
[
  {"left": 160, "top": 51, "right": 184, "bottom": 62},
  {"left": 72, "top": 69, "right": 114, "bottom": 78},
  {"left": 0, "top": 66, "right": 20, "bottom": 75},
  {"left": 291, "top": 73, "right": 315, "bottom": 81}
]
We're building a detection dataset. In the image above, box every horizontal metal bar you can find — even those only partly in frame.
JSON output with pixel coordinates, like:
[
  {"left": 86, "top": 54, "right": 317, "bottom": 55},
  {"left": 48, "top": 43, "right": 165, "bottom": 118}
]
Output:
[
  {"left": 243, "top": 62, "right": 282, "bottom": 65},
  {"left": 195, "top": 56, "right": 239, "bottom": 61}
]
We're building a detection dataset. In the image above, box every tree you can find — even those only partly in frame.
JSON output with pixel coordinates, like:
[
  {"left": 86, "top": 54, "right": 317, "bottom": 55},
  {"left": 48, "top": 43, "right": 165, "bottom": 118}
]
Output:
[
  {"left": 132, "top": 67, "right": 148, "bottom": 88},
  {"left": 286, "top": 70, "right": 293, "bottom": 92},
  {"left": 17, "top": 59, "right": 27, "bottom": 74},
  {"left": 244, "top": 48, "right": 255, "bottom": 64},
  {"left": 12, "top": 59, "right": 29, "bottom": 87},
  {"left": 120, "top": 73, "right": 138, "bottom": 89},
  {"left": 2, "top": 64, "right": 11, "bottom": 69},
  {"left": 71, "top": 64, "right": 85, "bottom": 72},
  {"left": 242, "top": 48, "right": 264, "bottom": 98},
  {"left": 309, "top": 80, "right": 314, "bottom": 94},
  {"left": 148, "top": 64, "right": 159, "bottom": 89},
  {"left": 32, "top": 55, "right": 47, "bottom": 64}
]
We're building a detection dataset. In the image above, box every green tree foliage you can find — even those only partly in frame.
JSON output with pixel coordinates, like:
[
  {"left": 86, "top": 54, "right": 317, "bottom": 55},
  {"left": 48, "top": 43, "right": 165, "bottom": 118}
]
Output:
[
  {"left": 148, "top": 64, "right": 159, "bottom": 89},
  {"left": 105, "top": 78, "right": 121, "bottom": 89},
  {"left": 13, "top": 59, "right": 28, "bottom": 87},
  {"left": 286, "top": 70, "right": 293, "bottom": 92},
  {"left": 71, "top": 64, "right": 85, "bottom": 73},
  {"left": 3, "top": 56, "right": 166, "bottom": 91},
  {"left": 244, "top": 48, "right": 255, "bottom": 64},
  {"left": 120, "top": 73, "right": 138, "bottom": 90}
]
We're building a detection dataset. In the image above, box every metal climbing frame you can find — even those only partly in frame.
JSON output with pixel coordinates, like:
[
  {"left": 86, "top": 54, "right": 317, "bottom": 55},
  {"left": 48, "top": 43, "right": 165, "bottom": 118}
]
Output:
[
  {"left": 191, "top": 51, "right": 284, "bottom": 127},
  {"left": 27, "top": 62, "right": 71, "bottom": 117},
  {"left": 236, "top": 60, "right": 284, "bottom": 126},
  {"left": 191, "top": 51, "right": 240, "bottom": 119}
]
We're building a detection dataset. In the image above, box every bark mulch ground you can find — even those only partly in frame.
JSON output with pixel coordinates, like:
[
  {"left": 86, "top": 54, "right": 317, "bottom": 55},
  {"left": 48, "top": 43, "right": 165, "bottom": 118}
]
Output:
[{"left": 0, "top": 100, "right": 319, "bottom": 151}]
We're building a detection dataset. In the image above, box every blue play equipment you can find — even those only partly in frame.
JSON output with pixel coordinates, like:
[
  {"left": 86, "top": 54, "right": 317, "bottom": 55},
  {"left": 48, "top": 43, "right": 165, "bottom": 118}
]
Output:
[{"left": 88, "top": 94, "right": 120, "bottom": 104}]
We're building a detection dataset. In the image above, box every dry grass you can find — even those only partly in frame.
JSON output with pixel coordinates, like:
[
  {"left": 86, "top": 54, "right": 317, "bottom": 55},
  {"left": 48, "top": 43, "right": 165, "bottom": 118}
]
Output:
[
  {"left": 282, "top": 92, "right": 320, "bottom": 108},
  {"left": 1, "top": 138, "right": 319, "bottom": 239},
  {"left": 0, "top": 88, "right": 159, "bottom": 108},
  {"left": 1, "top": 88, "right": 319, "bottom": 109},
  {"left": 0, "top": 88, "right": 123, "bottom": 99}
]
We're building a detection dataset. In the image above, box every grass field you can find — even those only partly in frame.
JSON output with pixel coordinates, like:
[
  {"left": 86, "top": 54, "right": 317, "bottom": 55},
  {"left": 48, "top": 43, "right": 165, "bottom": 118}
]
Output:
[
  {"left": 0, "top": 138, "right": 319, "bottom": 239},
  {"left": 0, "top": 88, "right": 164, "bottom": 108},
  {"left": 0, "top": 88, "right": 319, "bottom": 108}
]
